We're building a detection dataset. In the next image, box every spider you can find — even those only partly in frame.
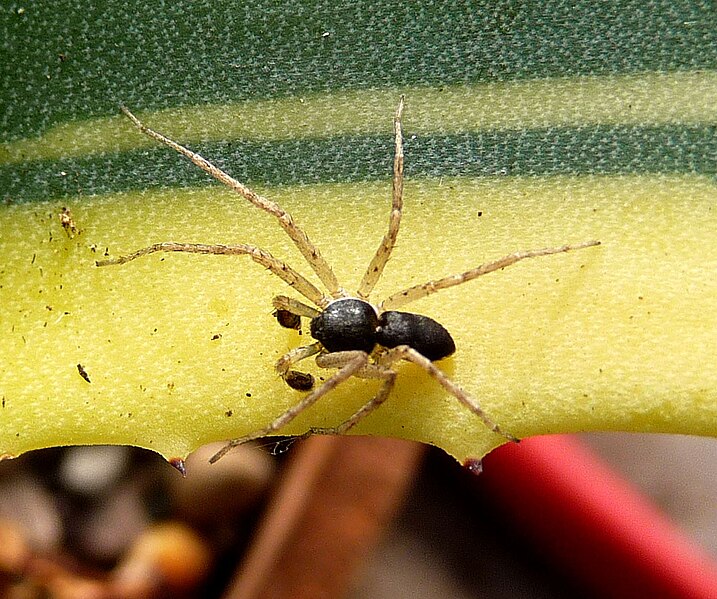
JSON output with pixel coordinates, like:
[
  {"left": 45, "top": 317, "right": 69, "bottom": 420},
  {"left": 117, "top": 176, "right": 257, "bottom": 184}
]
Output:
[{"left": 98, "top": 97, "right": 600, "bottom": 463}]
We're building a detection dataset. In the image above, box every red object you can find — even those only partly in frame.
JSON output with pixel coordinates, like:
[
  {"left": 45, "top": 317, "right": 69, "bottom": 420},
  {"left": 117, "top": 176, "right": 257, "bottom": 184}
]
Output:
[{"left": 481, "top": 435, "right": 717, "bottom": 599}]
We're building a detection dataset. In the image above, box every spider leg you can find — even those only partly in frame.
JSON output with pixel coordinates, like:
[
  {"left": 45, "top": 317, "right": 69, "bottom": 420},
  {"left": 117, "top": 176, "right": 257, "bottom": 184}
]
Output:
[
  {"left": 96, "top": 241, "right": 329, "bottom": 308},
  {"left": 275, "top": 342, "right": 323, "bottom": 375},
  {"left": 313, "top": 350, "right": 391, "bottom": 378},
  {"left": 209, "top": 351, "right": 370, "bottom": 463},
  {"left": 120, "top": 106, "right": 346, "bottom": 299},
  {"left": 379, "top": 345, "right": 519, "bottom": 442},
  {"left": 357, "top": 96, "right": 405, "bottom": 300},
  {"left": 380, "top": 240, "right": 601, "bottom": 311},
  {"left": 306, "top": 351, "right": 396, "bottom": 435},
  {"left": 272, "top": 295, "right": 321, "bottom": 319},
  {"left": 309, "top": 372, "right": 397, "bottom": 436},
  {"left": 275, "top": 342, "right": 323, "bottom": 390}
]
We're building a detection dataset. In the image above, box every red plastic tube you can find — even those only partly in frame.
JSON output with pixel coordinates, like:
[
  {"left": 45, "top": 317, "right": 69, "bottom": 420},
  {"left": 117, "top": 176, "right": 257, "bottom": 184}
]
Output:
[{"left": 480, "top": 435, "right": 717, "bottom": 599}]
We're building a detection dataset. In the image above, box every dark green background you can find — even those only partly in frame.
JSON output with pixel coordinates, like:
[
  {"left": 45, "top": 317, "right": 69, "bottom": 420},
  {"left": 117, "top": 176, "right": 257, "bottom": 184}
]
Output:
[{"left": 1, "top": 0, "right": 716, "bottom": 201}]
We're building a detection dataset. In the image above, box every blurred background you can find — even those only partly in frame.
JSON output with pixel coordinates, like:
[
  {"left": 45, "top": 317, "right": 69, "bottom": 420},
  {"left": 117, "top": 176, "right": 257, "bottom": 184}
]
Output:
[{"left": 0, "top": 433, "right": 715, "bottom": 598}]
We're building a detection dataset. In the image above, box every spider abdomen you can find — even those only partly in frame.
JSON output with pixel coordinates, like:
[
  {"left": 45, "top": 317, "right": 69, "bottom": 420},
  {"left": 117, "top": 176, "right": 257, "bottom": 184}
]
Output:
[
  {"left": 376, "top": 311, "right": 456, "bottom": 361},
  {"left": 310, "top": 298, "right": 379, "bottom": 354}
]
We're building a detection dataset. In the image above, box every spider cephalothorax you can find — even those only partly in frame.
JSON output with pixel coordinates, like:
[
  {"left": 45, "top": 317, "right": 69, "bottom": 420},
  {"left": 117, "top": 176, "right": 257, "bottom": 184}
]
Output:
[{"left": 98, "top": 97, "right": 600, "bottom": 463}]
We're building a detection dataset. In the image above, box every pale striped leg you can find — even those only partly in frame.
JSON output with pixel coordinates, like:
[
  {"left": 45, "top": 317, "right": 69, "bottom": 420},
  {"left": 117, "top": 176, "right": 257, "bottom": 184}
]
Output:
[
  {"left": 381, "top": 345, "right": 518, "bottom": 441},
  {"left": 310, "top": 345, "right": 517, "bottom": 440},
  {"left": 357, "top": 96, "right": 405, "bottom": 299},
  {"left": 120, "top": 106, "right": 346, "bottom": 298},
  {"left": 306, "top": 350, "right": 396, "bottom": 435},
  {"left": 274, "top": 342, "right": 323, "bottom": 391},
  {"left": 275, "top": 343, "right": 323, "bottom": 376},
  {"left": 96, "top": 241, "right": 329, "bottom": 308},
  {"left": 308, "top": 369, "right": 397, "bottom": 436},
  {"left": 380, "top": 241, "right": 601, "bottom": 311},
  {"left": 209, "top": 351, "right": 370, "bottom": 463},
  {"left": 272, "top": 295, "right": 321, "bottom": 319}
]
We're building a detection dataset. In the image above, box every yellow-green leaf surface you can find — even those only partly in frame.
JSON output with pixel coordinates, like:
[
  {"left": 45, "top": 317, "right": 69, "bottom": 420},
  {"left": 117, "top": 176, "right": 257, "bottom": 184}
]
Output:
[{"left": 1, "top": 1, "right": 716, "bottom": 462}]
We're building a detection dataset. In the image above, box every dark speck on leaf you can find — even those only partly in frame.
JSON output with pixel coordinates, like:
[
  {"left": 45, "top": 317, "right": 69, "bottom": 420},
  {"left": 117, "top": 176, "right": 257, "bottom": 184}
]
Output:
[{"left": 77, "top": 363, "right": 91, "bottom": 383}]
